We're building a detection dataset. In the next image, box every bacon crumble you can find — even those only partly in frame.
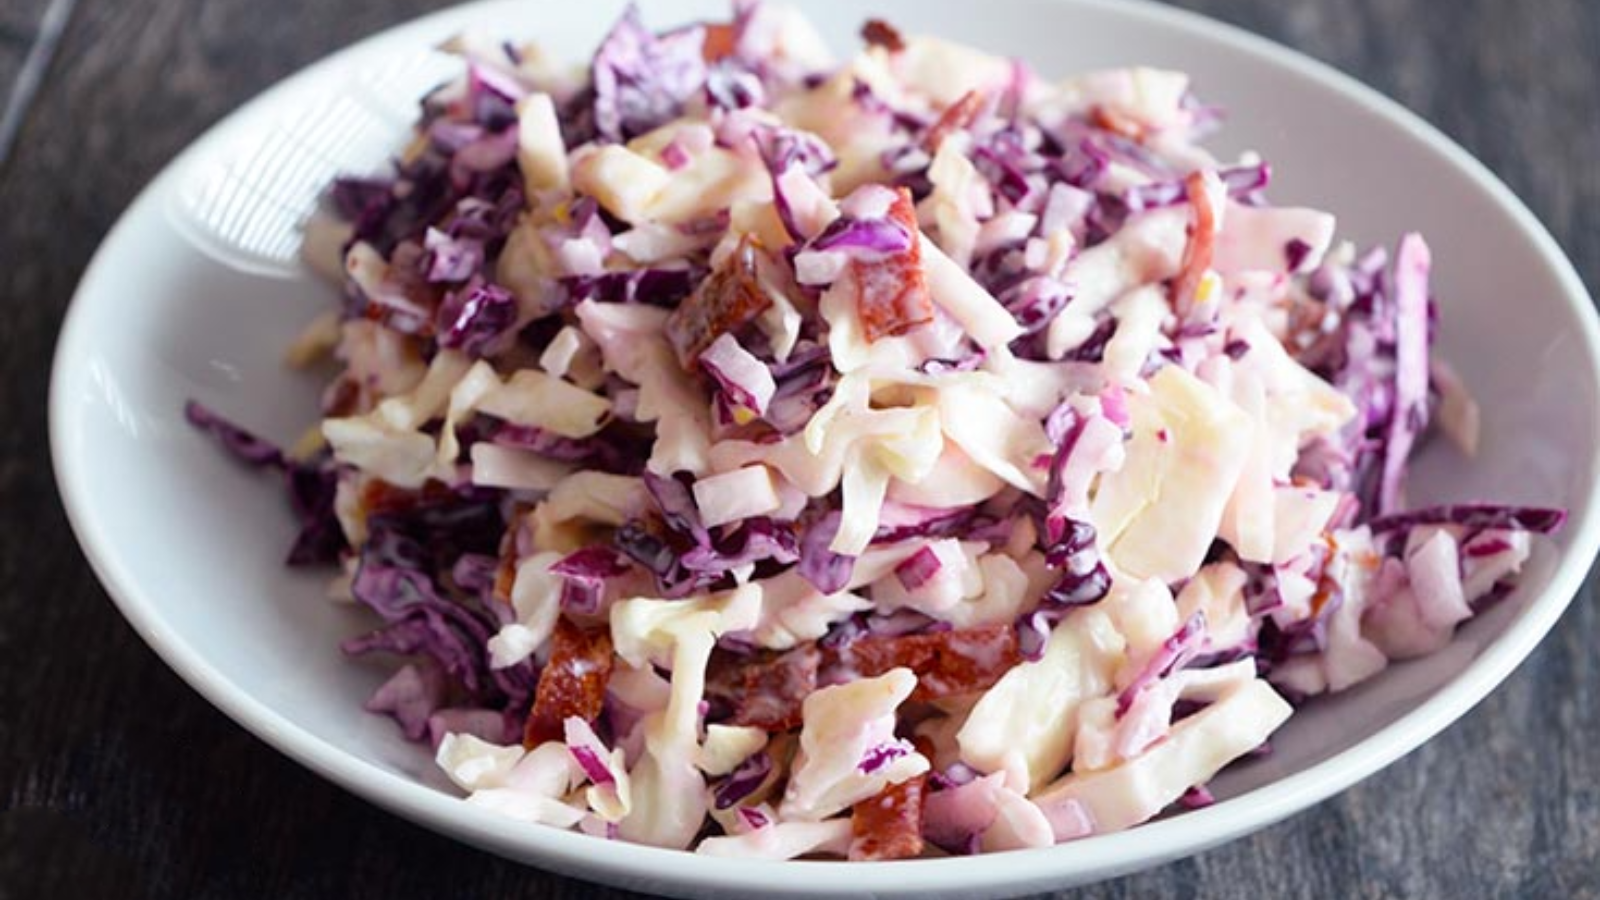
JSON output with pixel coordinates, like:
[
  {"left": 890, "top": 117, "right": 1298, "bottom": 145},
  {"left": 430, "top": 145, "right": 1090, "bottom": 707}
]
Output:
[{"left": 523, "top": 617, "right": 615, "bottom": 747}]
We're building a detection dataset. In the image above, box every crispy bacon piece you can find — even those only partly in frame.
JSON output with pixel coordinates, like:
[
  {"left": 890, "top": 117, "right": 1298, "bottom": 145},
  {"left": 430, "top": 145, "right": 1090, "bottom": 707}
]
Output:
[
  {"left": 358, "top": 478, "right": 455, "bottom": 517},
  {"left": 1173, "top": 170, "right": 1224, "bottom": 316},
  {"left": 851, "top": 188, "right": 934, "bottom": 342},
  {"left": 1308, "top": 538, "right": 1340, "bottom": 619},
  {"left": 921, "top": 90, "right": 988, "bottom": 154},
  {"left": 860, "top": 18, "right": 905, "bottom": 53},
  {"left": 701, "top": 22, "right": 738, "bottom": 61},
  {"left": 358, "top": 250, "right": 442, "bottom": 337},
  {"left": 490, "top": 538, "right": 518, "bottom": 607},
  {"left": 321, "top": 374, "right": 365, "bottom": 417},
  {"left": 489, "top": 506, "right": 532, "bottom": 606},
  {"left": 849, "top": 771, "right": 928, "bottom": 861},
  {"left": 523, "top": 617, "right": 614, "bottom": 747},
  {"left": 361, "top": 300, "right": 435, "bottom": 337},
  {"left": 1090, "top": 104, "right": 1148, "bottom": 142},
  {"left": 835, "top": 623, "right": 1021, "bottom": 701},
  {"left": 706, "top": 625, "right": 1021, "bottom": 734},
  {"left": 665, "top": 238, "right": 773, "bottom": 367},
  {"left": 357, "top": 478, "right": 407, "bottom": 518},
  {"left": 707, "top": 644, "right": 820, "bottom": 732}
]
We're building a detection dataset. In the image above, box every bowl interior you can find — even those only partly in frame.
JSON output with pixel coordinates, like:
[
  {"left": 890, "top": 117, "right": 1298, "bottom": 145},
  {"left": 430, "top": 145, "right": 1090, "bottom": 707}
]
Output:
[{"left": 50, "top": 0, "right": 1600, "bottom": 896}]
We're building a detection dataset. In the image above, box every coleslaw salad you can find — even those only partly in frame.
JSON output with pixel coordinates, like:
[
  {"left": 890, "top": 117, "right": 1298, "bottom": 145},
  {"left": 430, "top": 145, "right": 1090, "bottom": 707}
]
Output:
[{"left": 183, "top": 1, "right": 1566, "bottom": 861}]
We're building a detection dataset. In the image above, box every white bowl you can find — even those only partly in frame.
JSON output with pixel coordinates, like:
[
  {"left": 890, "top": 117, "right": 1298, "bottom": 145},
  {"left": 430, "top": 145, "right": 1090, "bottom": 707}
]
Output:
[{"left": 48, "top": 0, "right": 1600, "bottom": 896}]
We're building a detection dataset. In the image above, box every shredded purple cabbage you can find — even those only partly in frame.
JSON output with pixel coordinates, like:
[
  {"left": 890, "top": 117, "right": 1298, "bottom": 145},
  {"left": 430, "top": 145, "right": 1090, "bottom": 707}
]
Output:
[
  {"left": 797, "top": 509, "right": 856, "bottom": 594},
  {"left": 809, "top": 215, "right": 912, "bottom": 255},
  {"left": 339, "top": 492, "right": 537, "bottom": 711},
  {"left": 436, "top": 277, "right": 518, "bottom": 356},
  {"left": 1367, "top": 504, "right": 1566, "bottom": 536},
  {"left": 549, "top": 546, "right": 634, "bottom": 614},
  {"left": 713, "top": 751, "right": 773, "bottom": 810},
  {"left": 591, "top": 5, "right": 709, "bottom": 143},
  {"left": 857, "top": 741, "right": 910, "bottom": 774},
  {"left": 184, "top": 400, "right": 283, "bottom": 468},
  {"left": 185, "top": 401, "right": 347, "bottom": 565},
  {"left": 561, "top": 267, "right": 701, "bottom": 308},
  {"left": 1115, "top": 611, "right": 1206, "bottom": 715}
]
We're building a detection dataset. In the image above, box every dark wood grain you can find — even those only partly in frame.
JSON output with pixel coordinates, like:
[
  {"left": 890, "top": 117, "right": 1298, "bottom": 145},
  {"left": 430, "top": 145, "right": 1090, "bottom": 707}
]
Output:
[
  {"left": 0, "top": 0, "right": 58, "bottom": 78},
  {"left": 2, "top": 1, "right": 1596, "bottom": 898},
  {"left": 0, "top": 0, "right": 70, "bottom": 165}
]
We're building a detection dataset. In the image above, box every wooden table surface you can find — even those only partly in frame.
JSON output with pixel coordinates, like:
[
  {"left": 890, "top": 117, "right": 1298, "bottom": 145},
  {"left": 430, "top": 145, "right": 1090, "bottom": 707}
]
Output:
[{"left": 3, "top": 0, "right": 1596, "bottom": 897}]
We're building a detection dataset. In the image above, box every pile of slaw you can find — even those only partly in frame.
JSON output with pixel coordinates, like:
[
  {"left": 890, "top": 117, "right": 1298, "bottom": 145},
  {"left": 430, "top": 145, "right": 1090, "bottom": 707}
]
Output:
[{"left": 189, "top": 2, "right": 1566, "bottom": 860}]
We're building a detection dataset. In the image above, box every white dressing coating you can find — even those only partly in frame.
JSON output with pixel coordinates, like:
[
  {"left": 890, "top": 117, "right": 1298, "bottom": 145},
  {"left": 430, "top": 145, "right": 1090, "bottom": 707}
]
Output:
[
  {"left": 476, "top": 369, "right": 613, "bottom": 438},
  {"left": 1033, "top": 679, "right": 1292, "bottom": 837},
  {"left": 487, "top": 550, "right": 563, "bottom": 668},
  {"left": 1043, "top": 67, "right": 1193, "bottom": 133},
  {"left": 958, "top": 609, "right": 1126, "bottom": 791},
  {"left": 1213, "top": 203, "right": 1335, "bottom": 275},
  {"left": 696, "top": 819, "right": 853, "bottom": 859},
  {"left": 437, "top": 739, "right": 587, "bottom": 828},
  {"left": 1047, "top": 208, "right": 1188, "bottom": 358},
  {"left": 516, "top": 93, "right": 570, "bottom": 194},
  {"left": 611, "top": 585, "right": 763, "bottom": 848},
  {"left": 781, "top": 668, "right": 930, "bottom": 821},
  {"left": 937, "top": 381, "right": 1052, "bottom": 496},
  {"left": 575, "top": 300, "right": 711, "bottom": 474},
  {"left": 323, "top": 350, "right": 473, "bottom": 487},
  {"left": 692, "top": 465, "right": 783, "bottom": 528},
  {"left": 1090, "top": 366, "right": 1253, "bottom": 581},
  {"left": 698, "top": 725, "right": 769, "bottom": 777},
  {"left": 468, "top": 443, "right": 573, "bottom": 491},
  {"left": 1174, "top": 563, "right": 1251, "bottom": 654},
  {"left": 921, "top": 236, "right": 1025, "bottom": 349}
]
